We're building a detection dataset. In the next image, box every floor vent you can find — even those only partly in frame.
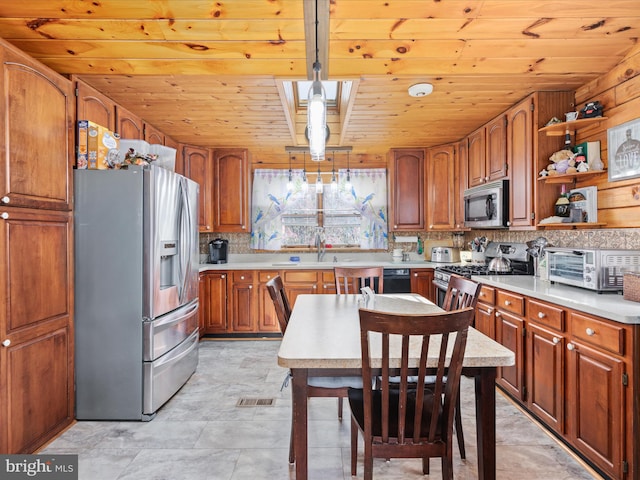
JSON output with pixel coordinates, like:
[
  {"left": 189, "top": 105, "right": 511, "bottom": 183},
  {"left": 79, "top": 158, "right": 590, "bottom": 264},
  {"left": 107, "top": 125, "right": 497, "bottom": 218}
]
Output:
[{"left": 236, "top": 397, "right": 275, "bottom": 407}]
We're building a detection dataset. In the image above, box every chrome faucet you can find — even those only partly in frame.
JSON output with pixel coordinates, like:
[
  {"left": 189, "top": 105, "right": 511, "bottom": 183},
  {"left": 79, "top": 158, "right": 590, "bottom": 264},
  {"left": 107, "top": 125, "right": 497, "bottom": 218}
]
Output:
[{"left": 315, "top": 227, "right": 326, "bottom": 262}]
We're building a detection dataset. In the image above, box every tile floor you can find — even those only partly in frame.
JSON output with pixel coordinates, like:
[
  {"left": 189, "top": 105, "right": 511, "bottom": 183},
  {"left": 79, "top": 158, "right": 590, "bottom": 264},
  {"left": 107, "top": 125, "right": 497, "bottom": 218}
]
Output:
[{"left": 42, "top": 340, "right": 601, "bottom": 479}]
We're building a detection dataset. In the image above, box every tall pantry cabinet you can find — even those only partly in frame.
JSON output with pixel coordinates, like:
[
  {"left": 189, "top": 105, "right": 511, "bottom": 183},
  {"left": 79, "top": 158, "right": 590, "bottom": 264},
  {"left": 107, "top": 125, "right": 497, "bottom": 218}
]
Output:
[{"left": 0, "top": 39, "right": 75, "bottom": 453}]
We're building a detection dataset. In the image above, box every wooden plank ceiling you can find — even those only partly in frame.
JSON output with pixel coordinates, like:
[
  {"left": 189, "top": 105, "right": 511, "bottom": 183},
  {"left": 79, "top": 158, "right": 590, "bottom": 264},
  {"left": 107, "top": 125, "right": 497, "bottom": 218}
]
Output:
[{"left": 0, "top": 0, "right": 638, "bottom": 163}]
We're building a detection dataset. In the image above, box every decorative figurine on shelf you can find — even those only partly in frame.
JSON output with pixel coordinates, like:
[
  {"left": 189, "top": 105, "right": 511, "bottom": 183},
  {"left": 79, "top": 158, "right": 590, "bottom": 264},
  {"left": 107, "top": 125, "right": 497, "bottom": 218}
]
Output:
[
  {"left": 579, "top": 101, "right": 603, "bottom": 119},
  {"left": 542, "top": 148, "right": 576, "bottom": 176}
]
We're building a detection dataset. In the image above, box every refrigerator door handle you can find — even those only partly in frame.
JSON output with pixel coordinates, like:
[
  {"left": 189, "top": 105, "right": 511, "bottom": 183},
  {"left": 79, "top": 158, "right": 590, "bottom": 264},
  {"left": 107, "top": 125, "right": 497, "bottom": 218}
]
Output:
[{"left": 177, "top": 179, "right": 190, "bottom": 304}]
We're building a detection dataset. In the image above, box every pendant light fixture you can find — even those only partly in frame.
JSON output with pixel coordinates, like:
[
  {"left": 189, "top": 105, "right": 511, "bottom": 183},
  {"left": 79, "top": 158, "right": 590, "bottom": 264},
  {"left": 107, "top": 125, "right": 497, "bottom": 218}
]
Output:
[
  {"left": 315, "top": 166, "right": 323, "bottom": 193},
  {"left": 301, "top": 152, "right": 309, "bottom": 193},
  {"left": 286, "top": 152, "right": 294, "bottom": 191},
  {"left": 344, "top": 151, "right": 352, "bottom": 190},
  {"left": 307, "top": 0, "right": 327, "bottom": 161},
  {"left": 330, "top": 151, "right": 338, "bottom": 193}
]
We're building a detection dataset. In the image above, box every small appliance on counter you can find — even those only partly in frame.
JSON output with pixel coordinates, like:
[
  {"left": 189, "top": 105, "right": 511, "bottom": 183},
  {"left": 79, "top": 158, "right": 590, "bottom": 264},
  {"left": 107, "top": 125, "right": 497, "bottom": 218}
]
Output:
[
  {"left": 431, "top": 246, "right": 460, "bottom": 263},
  {"left": 208, "top": 238, "right": 228, "bottom": 264}
]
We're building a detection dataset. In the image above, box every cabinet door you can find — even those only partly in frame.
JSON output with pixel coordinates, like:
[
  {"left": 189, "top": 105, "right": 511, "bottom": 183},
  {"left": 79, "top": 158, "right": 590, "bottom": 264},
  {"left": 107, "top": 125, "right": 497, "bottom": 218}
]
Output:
[
  {"left": 467, "top": 127, "right": 486, "bottom": 187},
  {"left": 229, "top": 273, "right": 256, "bottom": 332},
  {"left": 115, "top": 105, "right": 143, "bottom": 139},
  {"left": 0, "top": 47, "right": 73, "bottom": 211},
  {"left": 75, "top": 78, "right": 116, "bottom": 131},
  {"left": 426, "top": 144, "right": 455, "bottom": 231},
  {"left": 164, "top": 137, "right": 183, "bottom": 174},
  {"left": 283, "top": 270, "right": 319, "bottom": 307},
  {"left": 566, "top": 340, "right": 625, "bottom": 479},
  {"left": 144, "top": 123, "right": 164, "bottom": 144},
  {"left": 526, "top": 322, "right": 564, "bottom": 433},
  {"left": 475, "top": 302, "right": 495, "bottom": 339},
  {"left": 495, "top": 309, "right": 525, "bottom": 400},
  {"left": 454, "top": 138, "right": 468, "bottom": 229},
  {"left": 410, "top": 269, "right": 434, "bottom": 303},
  {"left": 183, "top": 145, "right": 213, "bottom": 232},
  {"left": 0, "top": 208, "right": 74, "bottom": 453},
  {"left": 389, "top": 149, "right": 425, "bottom": 231},
  {"left": 213, "top": 149, "right": 250, "bottom": 232},
  {"left": 507, "top": 97, "right": 534, "bottom": 227},
  {"left": 201, "top": 273, "right": 227, "bottom": 334},
  {"left": 257, "top": 271, "right": 280, "bottom": 332},
  {"left": 486, "top": 115, "right": 508, "bottom": 181}
]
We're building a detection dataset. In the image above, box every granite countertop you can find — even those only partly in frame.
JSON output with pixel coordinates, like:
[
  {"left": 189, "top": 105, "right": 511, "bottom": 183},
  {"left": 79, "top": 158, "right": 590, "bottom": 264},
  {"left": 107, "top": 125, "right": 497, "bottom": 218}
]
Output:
[{"left": 473, "top": 275, "right": 640, "bottom": 325}]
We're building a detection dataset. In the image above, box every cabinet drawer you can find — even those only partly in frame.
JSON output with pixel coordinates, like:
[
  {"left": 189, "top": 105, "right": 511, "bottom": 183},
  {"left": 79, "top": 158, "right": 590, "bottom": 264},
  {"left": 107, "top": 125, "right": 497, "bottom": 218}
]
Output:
[
  {"left": 478, "top": 285, "right": 495, "bottom": 305},
  {"left": 259, "top": 271, "right": 279, "bottom": 282},
  {"left": 570, "top": 312, "right": 625, "bottom": 355},
  {"left": 528, "top": 299, "right": 564, "bottom": 332},
  {"left": 283, "top": 270, "right": 319, "bottom": 283},
  {"left": 232, "top": 271, "right": 253, "bottom": 283},
  {"left": 322, "top": 271, "right": 335, "bottom": 283},
  {"left": 496, "top": 290, "right": 524, "bottom": 316}
]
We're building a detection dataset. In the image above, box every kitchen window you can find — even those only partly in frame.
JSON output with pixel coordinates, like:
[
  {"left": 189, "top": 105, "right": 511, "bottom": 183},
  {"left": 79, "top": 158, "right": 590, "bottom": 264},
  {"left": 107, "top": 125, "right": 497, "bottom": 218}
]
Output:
[{"left": 250, "top": 168, "right": 388, "bottom": 250}]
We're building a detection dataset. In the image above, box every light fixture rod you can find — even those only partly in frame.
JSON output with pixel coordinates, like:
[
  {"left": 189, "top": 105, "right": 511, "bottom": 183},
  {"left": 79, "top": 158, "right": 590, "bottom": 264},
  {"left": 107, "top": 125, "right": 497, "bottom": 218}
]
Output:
[{"left": 285, "top": 146, "right": 352, "bottom": 152}]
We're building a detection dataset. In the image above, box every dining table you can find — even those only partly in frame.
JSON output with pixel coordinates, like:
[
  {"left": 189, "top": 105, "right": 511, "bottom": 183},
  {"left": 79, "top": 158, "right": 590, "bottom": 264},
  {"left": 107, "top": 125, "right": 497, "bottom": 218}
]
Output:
[{"left": 277, "top": 293, "right": 515, "bottom": 480}]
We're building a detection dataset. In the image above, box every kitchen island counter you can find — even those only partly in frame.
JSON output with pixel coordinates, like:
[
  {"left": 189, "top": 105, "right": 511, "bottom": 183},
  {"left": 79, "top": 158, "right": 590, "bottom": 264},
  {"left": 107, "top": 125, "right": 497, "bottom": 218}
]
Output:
[{"left": 473, "top": 275, "right": 640, "bottom": 324}]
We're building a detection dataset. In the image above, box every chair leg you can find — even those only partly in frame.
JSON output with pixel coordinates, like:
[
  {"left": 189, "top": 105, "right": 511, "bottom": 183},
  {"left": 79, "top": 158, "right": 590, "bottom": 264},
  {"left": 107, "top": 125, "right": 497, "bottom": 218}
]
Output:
[
  {"left": 350, "top": 417, "right": 358, "bottom": 476},
  {"left": 338, "top": 396, "right": 343, "bottom": 420},
  {"left": 422, "top": 456, "right": 430, "bottom": 474},
  {"left": 364, "top": 439, "right": 373, "bottom": 480},
  {"left": 441, "top": 445, "right": 454, "bottom": 480},
  {"left": 289, "top": 406, "right": 295, "bottom": 464},
  {"left": 455, "top": 393, "right": 466, "bottom": 459}
]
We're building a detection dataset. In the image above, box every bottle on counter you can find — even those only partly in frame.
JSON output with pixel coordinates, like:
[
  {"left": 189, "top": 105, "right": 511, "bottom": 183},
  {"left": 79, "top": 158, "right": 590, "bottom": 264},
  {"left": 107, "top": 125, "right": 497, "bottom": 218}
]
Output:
[{"left": 416, "top": 236, "right": 423, "bottom": 255}]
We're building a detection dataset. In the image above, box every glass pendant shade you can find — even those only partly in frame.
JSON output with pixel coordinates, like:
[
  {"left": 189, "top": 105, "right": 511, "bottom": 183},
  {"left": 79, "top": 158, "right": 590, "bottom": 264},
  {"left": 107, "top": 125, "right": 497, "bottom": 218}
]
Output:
[
  {"left": 307, "top": 66, "right": 327, "bottom": 161},
  {"left": 315, "top": 168, "right": 323, "bottom": 193}
]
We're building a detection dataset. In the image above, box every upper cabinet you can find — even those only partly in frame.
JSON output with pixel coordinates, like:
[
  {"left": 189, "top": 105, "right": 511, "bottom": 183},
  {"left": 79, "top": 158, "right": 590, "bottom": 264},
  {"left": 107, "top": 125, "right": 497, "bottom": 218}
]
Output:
[
  {"left": 115, "top": 105, "right": 144, "bottom": 140},
  {"left": 468, "top": 115, "right": 508, "bottom": 187},
  {"left": 454, "top": 138, "right": 469, "bottom": 230},
  {"left": 183, "top": 145, "right": 213, "bottom": 232},
  {"left": 426, "top": 144, "right": 455, "bottom": 231},
  {"left": 213, "top": 148, "right": 250, "bottom": 232},
  {"left": 389, "top": 148, "right": 425, "bottom": 231},
  {"left": 0, "top": 43, "right": 73, "bottom": 211},
  {"left": 144, "top": 123, "right": 164, "bottom": 145},
  {"left": 75, "top": 78, "right": 116, "bottom": 132}
]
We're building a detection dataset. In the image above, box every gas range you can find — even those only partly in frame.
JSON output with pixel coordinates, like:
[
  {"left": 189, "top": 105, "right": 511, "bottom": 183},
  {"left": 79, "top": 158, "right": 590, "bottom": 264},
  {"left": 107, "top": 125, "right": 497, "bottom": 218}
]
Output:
[{"left": 433, "top": 242, "right": 534, "bottom": 289}]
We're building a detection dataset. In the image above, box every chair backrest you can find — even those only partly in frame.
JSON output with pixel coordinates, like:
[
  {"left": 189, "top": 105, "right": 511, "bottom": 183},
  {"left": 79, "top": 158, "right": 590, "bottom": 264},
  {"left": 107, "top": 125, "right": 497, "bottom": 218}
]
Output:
[
  {"left": 334, "top": 266, "right": 384, "bottom": 294},
  {"left": 442, "top": 274, "right": 481, "bottom": 312},
  {"left": 358, "top": 307, "right": 474, "bottom": 446},
  {"left": 265, "top": 275, "right": 291, "bottom": 335}
]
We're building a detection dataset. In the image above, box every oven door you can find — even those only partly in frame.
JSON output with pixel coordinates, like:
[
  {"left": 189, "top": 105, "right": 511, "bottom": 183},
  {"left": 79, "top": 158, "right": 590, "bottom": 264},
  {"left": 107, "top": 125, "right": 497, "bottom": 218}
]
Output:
[{"left": 432, "top": 271, "right": 449, "bottom": 308}]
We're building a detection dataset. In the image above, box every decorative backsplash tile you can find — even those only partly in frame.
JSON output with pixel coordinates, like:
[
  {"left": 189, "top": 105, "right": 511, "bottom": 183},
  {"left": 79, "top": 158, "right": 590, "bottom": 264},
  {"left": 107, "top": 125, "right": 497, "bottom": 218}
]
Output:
[{"left": 200, "top": 228, "right": 639, "bottom": 255}]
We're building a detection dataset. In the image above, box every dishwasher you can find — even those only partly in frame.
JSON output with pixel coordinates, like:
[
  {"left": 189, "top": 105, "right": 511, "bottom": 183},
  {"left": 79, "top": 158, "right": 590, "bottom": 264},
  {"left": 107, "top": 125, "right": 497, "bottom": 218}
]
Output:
[{"left": 382, "top": 268, "right": 412, "bottom": 293}]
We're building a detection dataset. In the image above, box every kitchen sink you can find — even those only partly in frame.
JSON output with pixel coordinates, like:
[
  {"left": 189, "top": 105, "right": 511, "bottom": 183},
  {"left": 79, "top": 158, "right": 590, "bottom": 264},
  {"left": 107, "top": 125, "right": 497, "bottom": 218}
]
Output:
[{"left": 271, "top": 261, "right": 332, "bottom": 267}]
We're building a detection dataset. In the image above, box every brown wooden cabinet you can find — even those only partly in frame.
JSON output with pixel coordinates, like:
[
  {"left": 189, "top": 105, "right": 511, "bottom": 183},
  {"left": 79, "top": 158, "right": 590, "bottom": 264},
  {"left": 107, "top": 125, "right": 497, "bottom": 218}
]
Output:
[
  {"left": 475, "top": 285, "right": 496, "bottom": 339},
  {"left": 0, "top": 39, "right": 75, "bottom": 454},
  {"left": 144, "top": 123, "right": 164, "bottom": 144},
  {"left": 115, "top": 105, "right": 143, "bottom": 139},
  {"left": 468, "top": 115, "right": 508, "bottom": 187},
  {"left": 426, "top": 144, "right": 455, "bottom": 231},
  {"left": 199, "top": 272, "right": 228, "bottom": 335},
  {"left": 320, "top": 270, "right": 336, "bottom": 294},
  {"left": 183, "top": 145, "right": 213, "bottom": 232},
  {"left": 388, "top": 149, "right": 425, "bottom": 231},
  {"left": 75, "top": 78, "right": 116, "bottom": 132},
  {"left": 494, "top": 289, "right": 526, "bottom": 401},
  {"left": 282, "top": 270, "right": 319, "bottom": 307},
  {"left": 229, "top": 271, "right": 256, "bottom": 332},
  {"left": 0, "top": 208, "right": 74, "bottom": 453},
  {"left": 212, "top": 148, "right": 250, "bottom": 232},
  {"left": 410, "top": 269, "right": 435, "bottom": 303},
  {"left": 454, "top": 138, "right": 469, "bottom": 230},
  {"left": 257, "top": 271, "right": 280, "bottom": 332}
]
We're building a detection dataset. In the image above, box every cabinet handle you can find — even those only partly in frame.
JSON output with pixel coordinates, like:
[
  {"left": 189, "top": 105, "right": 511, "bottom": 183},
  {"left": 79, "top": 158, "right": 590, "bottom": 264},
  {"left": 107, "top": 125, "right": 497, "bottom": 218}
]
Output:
[
  {"left": 0, "top": 212, "right": 8, "bottom": 220},
  {"left": 414, "top": 273, "right": 418, "bottom": 277},
  {"left": 267, "top": 275, "right": 271, "bottom": 279},
  {"left": 248, "top": 285, "right": 252, "bottom": 289},
  {"left": 553, "top": 337, "right": 559, "bottom": 344},
  {"left": 242, "top": 225, "right": 246, "bottom": 229},
  {"left": 1, "top": 196, "right": 8, "bottom": 203},
  {"left": 479, "top": 292, "right": 485, "bottom": 296},
  {"left": 495, "top": 312, "right": 501, "bottom": 317},
  {"left": 429, "top": 224, "right": 433, "bottom": 228},
  {"left": 313, "top": 285, "right": 317, "bottom": 290},
  {"left": 207, "top": 225, "right": 211, "bottom": 230},
  {"left": 221, "top": 275, "right": 226, "bottom": 279},
  {"left": 537, "top": 312, "right": 546, "bottom": 319},
  {"left": 504, "top": 300, "right": 511, "bottom": 306},
  {"left": 586, "top": 328, "right": 595, "bottom": 336},
  {"left": 487, "top": 308, "right": 493, "bottom": 314},
  {"left": 567, "top": 343, "right": 575, "bottom": 351},
  {"left": 1, "top": 339, "right": 9, "bottom": 347},
  {"left": 240, "top": 276, "right": 245, "bottom": 280},
  {"left": 394, "top": 225, "right": 398, "bottom": 229}
]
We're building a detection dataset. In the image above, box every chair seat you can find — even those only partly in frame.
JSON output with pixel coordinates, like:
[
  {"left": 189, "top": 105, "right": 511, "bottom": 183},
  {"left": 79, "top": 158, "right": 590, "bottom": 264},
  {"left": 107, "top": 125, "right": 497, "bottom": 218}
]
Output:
[
  {"left": 308, "top": 375, "right": 363, "bottom": 389},
  {"left": 348, "top": 387, "right": 443, "bottom": 440}
]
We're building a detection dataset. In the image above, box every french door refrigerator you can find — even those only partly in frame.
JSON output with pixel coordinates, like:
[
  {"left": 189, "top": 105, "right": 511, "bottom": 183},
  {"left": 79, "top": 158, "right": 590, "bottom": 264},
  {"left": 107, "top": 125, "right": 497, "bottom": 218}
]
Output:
[{"left": 74, "top": 165, "right": 199, "bottom": 420}]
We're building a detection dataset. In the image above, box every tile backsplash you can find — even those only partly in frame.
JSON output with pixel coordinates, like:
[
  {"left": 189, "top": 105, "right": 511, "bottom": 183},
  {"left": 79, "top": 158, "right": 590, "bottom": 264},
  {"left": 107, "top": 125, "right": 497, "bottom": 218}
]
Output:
[{"left": 200, "top": 228, "right": 640, "bottom": 256}]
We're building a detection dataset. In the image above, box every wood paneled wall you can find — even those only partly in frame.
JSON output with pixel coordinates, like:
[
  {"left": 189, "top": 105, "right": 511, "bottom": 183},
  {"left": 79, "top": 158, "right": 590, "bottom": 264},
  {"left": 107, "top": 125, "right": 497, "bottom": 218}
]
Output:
[{"left": 575, "top": 49, "right": 640, "bottom": 228}]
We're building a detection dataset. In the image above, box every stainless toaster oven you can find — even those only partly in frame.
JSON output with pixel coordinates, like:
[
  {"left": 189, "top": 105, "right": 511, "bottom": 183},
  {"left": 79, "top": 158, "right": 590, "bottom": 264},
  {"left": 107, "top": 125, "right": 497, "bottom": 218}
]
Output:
[{"left": 545, "top": 247, "right": 640, "bottom": 292}]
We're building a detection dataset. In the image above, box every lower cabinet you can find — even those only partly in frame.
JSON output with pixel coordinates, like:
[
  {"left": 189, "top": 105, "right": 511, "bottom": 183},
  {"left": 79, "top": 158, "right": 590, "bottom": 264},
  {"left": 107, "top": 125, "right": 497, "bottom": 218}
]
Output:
[
  {"left": 257, "top": 271, "right": 280, "bottom": 332},
  {"left": 282, "top": 270, "right": 319, "bottom": 307},
  {"left": 475, "top": 285, "right": 496, "bottom": 339},
  {"left": 410, "top": 269, "right": 435, "bottom": 303},
  {"left": 199, "top": 272, "right": 227, "bottom": 335},
  {"left": 229, "top": 271, "right": 256, "bottom": 332},
  {"left": 487, "top": 285, "right": 634, "bottom": 480}
]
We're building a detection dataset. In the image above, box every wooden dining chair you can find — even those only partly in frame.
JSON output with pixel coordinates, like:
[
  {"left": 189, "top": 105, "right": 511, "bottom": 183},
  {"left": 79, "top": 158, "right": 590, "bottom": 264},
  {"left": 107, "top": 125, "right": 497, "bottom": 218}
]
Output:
[
  {"left": 348, "top": 307, "right": 475, "bottom": 480},
  {"left": 334, "top": 266, "right": 384, "bottom": 295},
  {"left": 265, "top": 275, "right": 363, "bottom": 464}
]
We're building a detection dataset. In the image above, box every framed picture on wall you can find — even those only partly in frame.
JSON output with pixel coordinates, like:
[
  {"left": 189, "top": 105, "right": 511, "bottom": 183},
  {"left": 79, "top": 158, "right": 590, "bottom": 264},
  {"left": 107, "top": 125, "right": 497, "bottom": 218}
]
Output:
[{"left": 608, "top": 118, "right": 640, "bottom": 182}]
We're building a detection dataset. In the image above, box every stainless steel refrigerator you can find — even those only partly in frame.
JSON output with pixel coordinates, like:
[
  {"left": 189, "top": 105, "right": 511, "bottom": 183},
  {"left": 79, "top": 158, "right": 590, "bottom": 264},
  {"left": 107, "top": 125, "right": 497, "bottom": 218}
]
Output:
[{"left": 74, "top": 165, "right": 199, "bottom": 420}]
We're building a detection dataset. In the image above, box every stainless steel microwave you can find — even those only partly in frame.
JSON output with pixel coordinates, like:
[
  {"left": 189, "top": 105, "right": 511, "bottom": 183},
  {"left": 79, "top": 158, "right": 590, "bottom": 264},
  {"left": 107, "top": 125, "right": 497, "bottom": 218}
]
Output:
[
  {"left": 546, "top": 247, "right": 640, "bottom": 292},
  {"left": 463, "top": 179, "right": 509, "bottom": 229}
]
